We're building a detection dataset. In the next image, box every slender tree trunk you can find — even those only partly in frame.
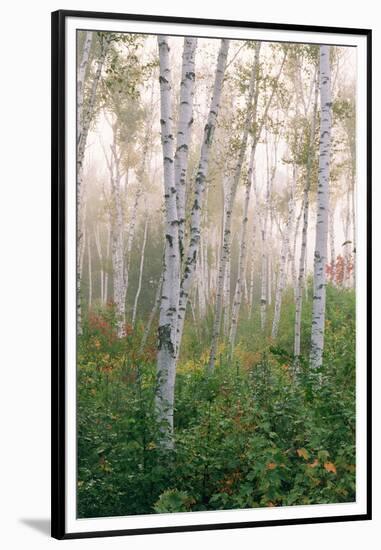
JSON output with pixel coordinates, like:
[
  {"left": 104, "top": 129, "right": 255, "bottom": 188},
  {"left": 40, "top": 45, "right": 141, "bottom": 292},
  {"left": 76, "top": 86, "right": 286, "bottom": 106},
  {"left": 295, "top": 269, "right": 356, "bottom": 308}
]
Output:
[
  {"left": 223, "top": 258, "right": 231, "bottom": 338},
  {"left": 174, "top": 39, "right": 230, "bottom": 361},
  {"left": 294, "top": 68, "right": 318, "bottom": 360},
  {"left": 156, "top": 37, "right": 181, "bottom": 444},
  {"left": 310, "top": 45, "right": 332, "bottom": 370},
  {"left": 94, "top": 224, "right": 104, "bottom": 303},
  {"left": 260, "top": 136, "right": 277, "bottom": 331},
  {"left": 209, "top": 46, "right": 264, "bottom": 372},
  {"left": 248, "top": 214, "right": 257, "bottom": 320},
  {"left": 271, "top": 165, "right": 296, "bottom": 339},
  {"left": 329, "top": 203, "right": 336, "bottom": 283},
  {"left": 104, "top": 222, "right": 110, "bottom": 304},
  {"left": 229, "top": 136, "right": 257, "bottom": 356},
  {"left": 77, "top": 33, "right": 110, "bottom": 334},
  {"left": 132, "top": 218, "right": 149, "bottom": 328},
  {"left": 174, "top": 37, "right": 197, "bottom": 258},
  {"left": 110, "top": 138, "right": 126, "bottom": 338},
  {"left": 77, "top": 32, "right": 93, "bottom": 135},
  {"left": 87, "top": 230, "right": 93, "bottom": 308},
  {"left": 343, "top": 184, "right": 351, "bottom": 286},
  {"left": 140, "top": 273, "right": 163, "bottom": 354},
  {"left": 351, "top": 171, "right": 356, "bottom": 288},
  {"left": 124, "top": 186, "right": 142, "bottom": 298}
]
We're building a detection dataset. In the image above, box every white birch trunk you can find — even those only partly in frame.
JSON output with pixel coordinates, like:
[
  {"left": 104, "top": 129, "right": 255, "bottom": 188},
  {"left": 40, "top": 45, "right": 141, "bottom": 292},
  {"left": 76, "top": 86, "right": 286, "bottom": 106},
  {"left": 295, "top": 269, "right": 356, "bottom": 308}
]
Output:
[
  {"left": 156, "top": 37, "right": 181, "bottom": 444},
  {"left": 124, "top": 186, "right": 142, "bottom": 300},
  {"left": 271, "top": 165, "right": 296, "bottom": 339},
  {"left": 140, "top": 273, "right": 163, "bottom": 354},
  {"left": 174, "top": 37, "right": 197, "bottom": 258},
  {"left": 104, "top": 223, "right": 111, "bottom": 304},
  {"left": 294, "top": 69, "right": 319, "bottom": 359},
  {"left": 174, "top": 39, "right": 230, "bottom": 360},
  {"left": 110, "top": 139, "right": 126, "bottom": 338},
  {"left": 77, "top": 33, "right": 110, "bottom": 334},
  {"left": 248, "top": 214, "right": 257, "bottom": 320},
  {"left": 329, "top": 203, "right": 336, "bottom": 283},
  {"left": 223, "top": 258, "right": 231, "bottom": 338},
  {"left": 208, "top": 46, "right": 263, "bottom": 372},
  {"left": 310, "top": 45, "right": 332, "bottom": 369},
  {"left": 343, "top": 186, "right": 351, "bottom": 286},
  {"left": 229, "top": 136, "right": 256, "bottom": 356},
  {"left": 87, "top": 230, "right": 93, "bottom": 307},
  {"left": 94, "top": 224, "right": 104, "bottom": 303},
  {"left": 77, "top": 32, "right": 93, "bottom": 137}
]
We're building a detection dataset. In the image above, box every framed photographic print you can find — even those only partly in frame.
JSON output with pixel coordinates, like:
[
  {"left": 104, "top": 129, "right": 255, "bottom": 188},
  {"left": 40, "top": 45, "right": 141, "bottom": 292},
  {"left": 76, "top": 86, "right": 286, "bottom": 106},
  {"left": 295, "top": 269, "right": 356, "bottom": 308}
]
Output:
[{"left": 51, "top": 9, "right": 372, "bottom": 539}]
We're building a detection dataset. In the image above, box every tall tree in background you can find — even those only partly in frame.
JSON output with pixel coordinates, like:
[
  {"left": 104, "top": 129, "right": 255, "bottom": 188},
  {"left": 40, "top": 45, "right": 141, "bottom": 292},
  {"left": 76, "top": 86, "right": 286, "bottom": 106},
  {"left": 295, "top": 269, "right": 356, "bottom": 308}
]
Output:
[
  {"left": 310, "top": 45, "right": 332, "bottom": 369},
  {"left": 176, "top": 39, "right": 230, "bottom": 358},
  {"left": 77, "top": 32, "right": 111, "bottom": 333},
  {"left": 294, "top": 62, "right": 319, "bottom": 360}
]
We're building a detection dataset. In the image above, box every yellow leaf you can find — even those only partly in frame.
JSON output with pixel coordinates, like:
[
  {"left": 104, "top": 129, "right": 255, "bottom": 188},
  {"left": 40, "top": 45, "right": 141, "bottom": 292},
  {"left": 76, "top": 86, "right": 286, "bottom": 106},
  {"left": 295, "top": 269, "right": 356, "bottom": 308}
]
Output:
[
  {"left": 297, "top": 448, "right": 309, "bottom": 460},
  {"left": 308, "top": 458, "right": 319, "bottom": 468},
  {"left": 324, "top": 462, "right": 337, "bottom": 474}
]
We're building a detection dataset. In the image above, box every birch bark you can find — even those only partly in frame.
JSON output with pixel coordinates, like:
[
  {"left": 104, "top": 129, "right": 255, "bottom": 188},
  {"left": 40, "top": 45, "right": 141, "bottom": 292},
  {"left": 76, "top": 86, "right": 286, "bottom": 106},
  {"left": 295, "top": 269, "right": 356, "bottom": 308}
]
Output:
[
  {"left": 294, "top": 69, "right": 319, "bottom": 359},
  {"left": 310, "top": 45, "right": 332, "bottom": 369},
  {"left": 109, "top": 138, "right": 126, "bottom": 338},
  {"left": 156, "top": 36, "right": 181, "bottom": 443},
  {"left": 140, "top": 273, "right": 163, "bottom": 354},
  {"left": 174, "top": 37, "right": 197, "bottom": 258},
  {"left": 174, "top": 39, "right": 230, "bottom": 359},
  {"left": 77, "top": 32, "right": 110, "bottom": 334}
]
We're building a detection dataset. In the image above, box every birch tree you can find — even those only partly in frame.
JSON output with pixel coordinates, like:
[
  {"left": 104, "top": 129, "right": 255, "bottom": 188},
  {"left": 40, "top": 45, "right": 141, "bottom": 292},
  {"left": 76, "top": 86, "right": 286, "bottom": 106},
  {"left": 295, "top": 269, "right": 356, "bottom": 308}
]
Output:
[
  {"left": 208, "top": 49, "right": 258, "bottom": 372},
  {"left": 175, "top": 39, "right": 230, "bottom": 357},
  {"left": 132, "top": 218, "right": 149, "bottom": 327},
  {"left": 271, "top": 164, "right": 296, "bottom": 339},
  {"left": 174, "top": 37, "right": 197, "bottom": 258},
  {"left": 156, "top": 36, "right": 182, "bottom": 443},
  {"left": 310, "top": 45, "right": 332, "bottom": 369},
  {"left": 77, "top": 32, "right": 111, "bottom": 333},
  {"left": 294, "top": 66, "right": 318, "bottom": 359}
]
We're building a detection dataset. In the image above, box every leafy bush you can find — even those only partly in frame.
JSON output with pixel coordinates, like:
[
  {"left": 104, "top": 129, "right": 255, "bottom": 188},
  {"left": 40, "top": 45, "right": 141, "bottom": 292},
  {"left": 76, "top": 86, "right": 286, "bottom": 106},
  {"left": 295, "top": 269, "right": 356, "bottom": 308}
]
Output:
[{"left": 77, "top": 287, "right": 356, "bottom": 517}]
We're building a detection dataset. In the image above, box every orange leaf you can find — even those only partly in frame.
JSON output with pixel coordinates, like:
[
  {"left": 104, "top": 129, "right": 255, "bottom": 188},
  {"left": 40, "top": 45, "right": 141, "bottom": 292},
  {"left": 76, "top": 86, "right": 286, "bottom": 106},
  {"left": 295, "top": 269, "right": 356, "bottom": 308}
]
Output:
[
  {"left": 297, "top": 448, "right": 309, "bottom": 460},
  {"left": 324, "top": 462, "right": 337, "bottom": 474},
  {"left": 308, "top": 458, "right": 319, "bottom": 468},
  {"left": 267, "top": 462, "right": 276, "bottom": 470}
]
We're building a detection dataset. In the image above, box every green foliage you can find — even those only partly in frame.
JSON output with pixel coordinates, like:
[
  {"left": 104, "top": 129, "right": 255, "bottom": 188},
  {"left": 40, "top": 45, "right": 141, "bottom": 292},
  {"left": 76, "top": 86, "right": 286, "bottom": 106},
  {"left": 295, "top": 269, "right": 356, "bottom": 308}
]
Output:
[{"left": 77, "top": 285, "right": 356, "bottom": 517}]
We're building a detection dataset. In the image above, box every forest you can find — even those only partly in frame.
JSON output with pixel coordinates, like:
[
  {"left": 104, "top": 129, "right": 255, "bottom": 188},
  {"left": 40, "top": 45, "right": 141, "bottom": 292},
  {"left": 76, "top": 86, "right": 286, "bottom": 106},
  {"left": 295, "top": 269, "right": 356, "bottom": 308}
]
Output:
[{"left": 76, "top": 30, "right": 357, "bottom": 518}]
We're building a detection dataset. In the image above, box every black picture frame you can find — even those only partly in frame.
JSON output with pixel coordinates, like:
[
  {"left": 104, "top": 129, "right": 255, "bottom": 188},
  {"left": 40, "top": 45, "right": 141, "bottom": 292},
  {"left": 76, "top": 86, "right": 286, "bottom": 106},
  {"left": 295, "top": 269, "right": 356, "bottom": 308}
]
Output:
[{"left": 51, "top": 9, "right": 372, "bottom": 540}]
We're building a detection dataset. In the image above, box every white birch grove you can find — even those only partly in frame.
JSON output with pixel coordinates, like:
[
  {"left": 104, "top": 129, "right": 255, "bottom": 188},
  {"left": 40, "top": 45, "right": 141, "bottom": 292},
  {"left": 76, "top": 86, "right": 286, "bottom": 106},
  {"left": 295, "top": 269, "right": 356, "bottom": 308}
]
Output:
[
  {"left": 310, "top": 45, "right": 332, "bottom": 369},
  {"left": 76, "top": 33, "right": 357, "bottom": 472}
]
